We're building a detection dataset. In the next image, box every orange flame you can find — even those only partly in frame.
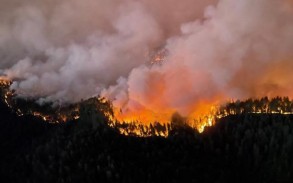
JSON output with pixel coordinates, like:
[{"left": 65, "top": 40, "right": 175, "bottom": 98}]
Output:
[{"left": 113, "top": 99, "right": 220, "bottom": 134}]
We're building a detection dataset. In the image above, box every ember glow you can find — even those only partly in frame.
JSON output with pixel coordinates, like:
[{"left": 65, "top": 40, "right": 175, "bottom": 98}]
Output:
[{"left": 0, "top": 0, "right": 293, "bottom": 135}]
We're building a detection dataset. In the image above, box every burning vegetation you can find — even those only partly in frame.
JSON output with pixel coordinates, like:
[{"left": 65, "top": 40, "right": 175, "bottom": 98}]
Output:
[
  {"left": 2, "top": 77, "right": 293, "bottom": 137},
  {"left": 0, "top": 0, "right": 293, "bottom": 182}
]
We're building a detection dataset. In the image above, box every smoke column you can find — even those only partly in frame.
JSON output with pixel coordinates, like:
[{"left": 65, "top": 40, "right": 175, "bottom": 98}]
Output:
[{"left": 1, "top": 0, "right": 293, "bottom": 122}]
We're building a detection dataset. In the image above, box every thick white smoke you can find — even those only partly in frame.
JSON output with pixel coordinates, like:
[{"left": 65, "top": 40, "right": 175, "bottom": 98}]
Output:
[
  {"left": 1, "top": 0, "right": 293, "bottom": 121},
  {"left": 1, "top": 0, "right": 214, "bottom": 101}
]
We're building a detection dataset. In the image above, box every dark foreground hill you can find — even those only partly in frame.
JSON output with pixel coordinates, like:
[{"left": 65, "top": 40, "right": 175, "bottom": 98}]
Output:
[{"left": 0, "top": 100, "right": 293, "bottom": 183}]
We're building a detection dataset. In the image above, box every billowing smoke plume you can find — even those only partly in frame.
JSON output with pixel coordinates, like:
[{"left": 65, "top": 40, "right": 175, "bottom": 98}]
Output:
[{"left": 1, "top": 0, "right": 293, "bottom": 122}]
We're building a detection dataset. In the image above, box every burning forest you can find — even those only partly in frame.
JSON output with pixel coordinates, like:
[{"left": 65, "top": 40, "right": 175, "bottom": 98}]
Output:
[
  {"left": 1, "top": 0, "right": 293, "bottom": 182},
  {"left": 0, "top": 0, "right": 293, "bottom": 124},
  {"left": 2, "top": 76, "right": 293, "bottom": 137}
]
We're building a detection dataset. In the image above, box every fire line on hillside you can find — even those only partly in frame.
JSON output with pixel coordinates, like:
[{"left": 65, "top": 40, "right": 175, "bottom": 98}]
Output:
[{"left": 1, "top": 77, "right": 293, "bottom": 137}]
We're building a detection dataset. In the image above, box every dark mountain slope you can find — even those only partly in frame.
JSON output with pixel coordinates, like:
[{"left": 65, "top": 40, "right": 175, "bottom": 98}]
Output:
[{"left": 0, "top": 99, "right": 293, "bottom": 183}]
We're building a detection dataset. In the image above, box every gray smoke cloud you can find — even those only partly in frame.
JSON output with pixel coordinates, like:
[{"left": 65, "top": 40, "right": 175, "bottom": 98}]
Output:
[
  {"left": 1, "top": 0, "right": 293, "bottom": 120},
  {"left": 1, "top": 0, "right": 214, "bottom": 101}
]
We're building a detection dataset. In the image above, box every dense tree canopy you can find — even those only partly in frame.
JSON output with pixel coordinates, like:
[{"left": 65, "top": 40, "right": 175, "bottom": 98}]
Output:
[{"left": 1, "top": 96, "right": 293, "bottom": 182}]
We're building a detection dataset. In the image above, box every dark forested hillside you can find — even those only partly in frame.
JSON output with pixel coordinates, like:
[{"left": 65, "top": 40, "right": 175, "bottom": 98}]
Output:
[{"left": 1, "top": 98, "right": 293, "bottom": 183}]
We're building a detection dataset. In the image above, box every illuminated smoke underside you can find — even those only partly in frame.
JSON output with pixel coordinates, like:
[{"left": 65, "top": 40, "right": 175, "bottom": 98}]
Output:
[{"left": 0, "top": 0, "right": 293, "bottom": 131}]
